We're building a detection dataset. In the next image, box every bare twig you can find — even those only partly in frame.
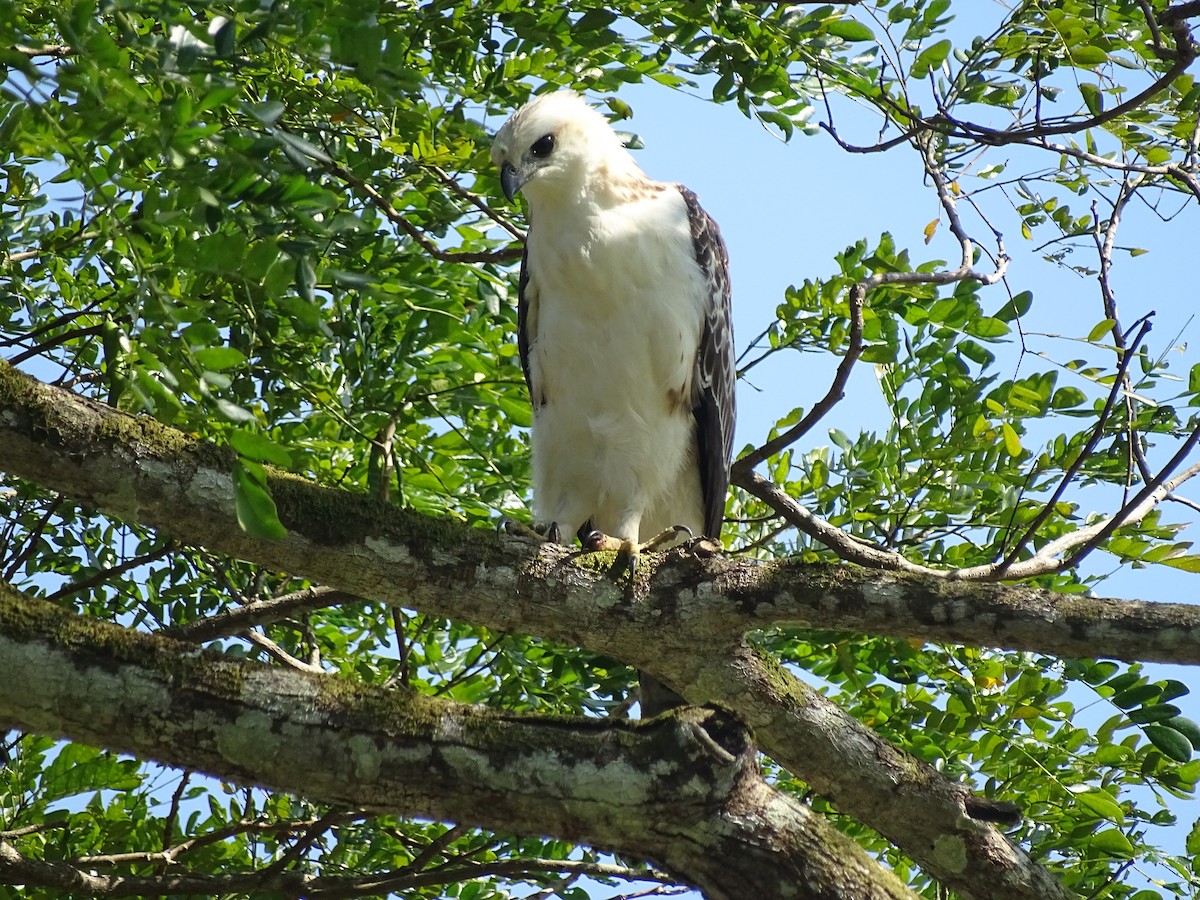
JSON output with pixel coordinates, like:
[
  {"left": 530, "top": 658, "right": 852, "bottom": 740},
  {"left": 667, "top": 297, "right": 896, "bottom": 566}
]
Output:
[
  {"left": 996, "top": 318, "right": 1153, "bottom": 572},
  {"left": 1091, "top": 179, "right": 1156, "bottom": 483},
  {"left": 15, "top": 334, "right": 81, "bottom": 374},
  {"left": 44, "top": 539, "right": 175, "bottom": 604},
  {"left": 734, "top": 134, "right": 1008, "bottom": 480},
  {"left": 14, "top": 45, "right": 72, "bottom": 58},
  {"left": 404, "top": 824, "right": 470, "bottom": 873},
  {"left": 733, "top": 443, "right": 1200, "bottom": 582},
  {"left": 1060, "top": 438, "right": 1200, "bottom": 570},
  {"left": 384, "top": 606, "right": 413, "bottom": 688},
  {"left": 245, "top": 630, "right": 325, "bottom": 674},
  {"left": 260, "top": 808, "right": 350, "bottom": 878},
  {"left": 163, "top": 585, "right": 358, "bottom": 642},
  {"left": 2, "top": 497, "right": 64, "bottom": 582},
  {"left": 424, "top": 164, "right": 526, "bottom": 241},
  {"left": 66, "top": 817, "right": 325, "bottom": 868},
  {"left": 732, "top": 469, "right": 935, "bottom": 575},
  {"left": 733, "top": 284, "right": 865, "bottom": 477},
  {"left": 0, "top": 838, "right": 676, "bottom": 898},
  {"left": 160, "top": 772, "right": 191, "bottom": 871}
]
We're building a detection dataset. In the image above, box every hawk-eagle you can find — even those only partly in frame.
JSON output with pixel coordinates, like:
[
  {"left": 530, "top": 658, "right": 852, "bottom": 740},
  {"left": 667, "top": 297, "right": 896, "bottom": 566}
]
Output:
[{"left": 492, "top": 92, "right": 736, "bottom": 709}]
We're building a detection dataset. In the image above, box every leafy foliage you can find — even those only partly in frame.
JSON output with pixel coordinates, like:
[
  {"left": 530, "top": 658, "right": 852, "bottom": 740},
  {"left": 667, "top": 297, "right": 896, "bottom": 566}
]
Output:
[{"left": 2, "top": 0, "right": 1200, "bottom": 897}]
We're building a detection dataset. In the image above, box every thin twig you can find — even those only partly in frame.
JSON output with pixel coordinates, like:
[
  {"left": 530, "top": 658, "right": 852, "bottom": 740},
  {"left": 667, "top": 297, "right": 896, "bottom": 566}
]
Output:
[
  {"left": 44, "top": 539, "right": 176, "bottom": 604},
  {"left": 245, "top": 630, "right": 325, "bottom": 674},
  {"left": 424, "top": 164, "right": 526, "bottom": 240},
  {"left": 14, "top": 45, "right": 72, "bottom": 58},
  {"left": 160, "top": 772, "right": 191, "bottom": 872},
  {"left": 319, "top": 153, "right": 522, "bottom": 265},
  {"left": 734, "top": 133, "right": 1008, "bottom": 478},
  {"left": 733, "top": 283, "right": 865, "bottom": 476},
  {"left": 996, "top": 317, "right": 1153, "bottom": 572},
  {"left": 163, "top": 586, "right": 358, "bottom": 642},
  {"left": 1060, "top": 436, "right": 1200, "bottom": 571}
]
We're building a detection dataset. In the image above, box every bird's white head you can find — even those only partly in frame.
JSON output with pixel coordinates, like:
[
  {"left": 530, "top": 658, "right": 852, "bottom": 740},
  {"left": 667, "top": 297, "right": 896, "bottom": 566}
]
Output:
[{"left": 491, "top": 91, "right": 641, "bottom": 206}]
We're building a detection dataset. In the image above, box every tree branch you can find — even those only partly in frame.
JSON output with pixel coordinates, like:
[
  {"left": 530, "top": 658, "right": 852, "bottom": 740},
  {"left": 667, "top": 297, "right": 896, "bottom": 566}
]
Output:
[
  {"left": 163, "top": 585, "right": 360, "bottom": 642},
  {"left": 734, "top": 284, "right": 865, "bottom": 477},
  {"left": 0, "top": 582, "right": 916, "bottom": 900},
  {"left": 1, "top": 361, "right": 1171, "bottom": 898},
  {"left": 44, "top": 538, "right": 176, "bottom": 603}
]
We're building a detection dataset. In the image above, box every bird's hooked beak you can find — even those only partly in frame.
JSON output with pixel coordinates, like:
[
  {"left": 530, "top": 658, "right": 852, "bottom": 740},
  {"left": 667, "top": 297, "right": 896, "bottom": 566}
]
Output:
[{"left": 500, "top": 161, "right": 529, "bottom": 202}]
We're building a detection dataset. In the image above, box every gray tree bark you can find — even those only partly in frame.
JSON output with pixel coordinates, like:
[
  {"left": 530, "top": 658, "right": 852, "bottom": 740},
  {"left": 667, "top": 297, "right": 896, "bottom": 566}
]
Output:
[
  {"left": 8, "top": 359, "right": 1189, "bottom": 897},
  {"left": 0, "top": 581, "right": 915, "bottom": 900}
]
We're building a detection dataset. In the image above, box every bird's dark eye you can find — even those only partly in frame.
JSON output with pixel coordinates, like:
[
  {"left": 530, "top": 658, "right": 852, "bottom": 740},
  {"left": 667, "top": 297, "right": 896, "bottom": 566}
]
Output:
[{"left": 530, "top": 134, "right": 555, "bottom": 158}]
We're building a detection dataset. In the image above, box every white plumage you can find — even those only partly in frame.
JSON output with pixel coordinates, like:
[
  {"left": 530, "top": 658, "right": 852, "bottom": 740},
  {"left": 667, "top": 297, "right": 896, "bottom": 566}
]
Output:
[{"left": 492, "top": 91, "right": 735, "bottom": 559}]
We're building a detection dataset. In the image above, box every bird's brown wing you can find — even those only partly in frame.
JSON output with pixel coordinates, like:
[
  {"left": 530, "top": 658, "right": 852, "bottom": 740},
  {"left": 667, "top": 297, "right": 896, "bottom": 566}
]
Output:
[
  {"left": 678, "top": 186, "right": 736, "bottom": 540},
  {"left": 516, "top": 241, "right": 542, "bottom": 407}
]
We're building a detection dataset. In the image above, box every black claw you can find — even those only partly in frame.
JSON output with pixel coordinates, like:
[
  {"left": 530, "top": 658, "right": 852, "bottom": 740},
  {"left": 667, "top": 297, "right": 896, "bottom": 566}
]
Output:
[{"left": 547, "top": 521, "right": 561, "bottom": 544}]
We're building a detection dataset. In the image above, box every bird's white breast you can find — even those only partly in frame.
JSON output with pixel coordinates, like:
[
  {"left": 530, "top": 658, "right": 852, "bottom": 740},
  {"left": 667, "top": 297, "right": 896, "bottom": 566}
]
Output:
[{"left": 524, "top": 186, "right": 707, "bottom": 541}]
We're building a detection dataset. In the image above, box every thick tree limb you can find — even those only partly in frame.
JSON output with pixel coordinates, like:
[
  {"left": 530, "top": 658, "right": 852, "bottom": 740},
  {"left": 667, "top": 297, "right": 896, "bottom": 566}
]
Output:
[
  {"left": 9, "top": 361, "right": 1196, "bottom": 897},
  {"left": 0, "top": 582, "right": 915, "bottom": 900}
]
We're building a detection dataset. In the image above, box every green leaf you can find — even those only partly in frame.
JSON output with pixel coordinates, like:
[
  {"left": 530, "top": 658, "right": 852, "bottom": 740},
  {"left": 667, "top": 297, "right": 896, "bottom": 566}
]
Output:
[
  {"left": 994, "top": 291, "right": 1033, "bottom": 322},
  {"left": 216, "top": 398, "right": 256, "bottom": 424},
  {"left": 758, "top": 108, "right": 794, "bottom": 139},
  {"left": 213, "top": 17, "right": 236, "bottom": 58},
  {"left": 40, "top": 745, "right": 142, "bottom": 802},
  {"left": 275, "top": 130, "right": 332, "bottom": 165},
  {"left": 1126, "top": 704, "right": 1181, "bottom": 724},
  {"left": 575, "top": 9, "right": 617, "bottom": 32},
  {"left": 1050, "top": 387, "right": 1087, "bottom": 409},
  {"left": 295, "top": 256, "right": 317, "bottom": 304},
  {"left": 194, "top": 347, "right": 247, "bottom": 371},
  {"left": 1161, "top": 555, "right": 1200, "bottom": 573},
  {"left": 964, "top": 317, "right": 1010, "bottom": 339},
  {"left": 912, "top": 39, "right": 952, "bottom": 78},
  {"left": 1001, "top": 422, "right": 1022, "bottom": 457},
  {"left": 1070, "top": 786, "right": 1125, "bottom": 824},
  {"left": 825, "top": 19, "right": 875, "bottom": 42},
  {"left": 1112, "top": 684, "right": 1161, "bottom": 708},
  {"left": 248, "top": 100, "right": 286, "bottom": 125},
  {"left": 228, "top": 429, "right": 293, "bottom": 467},
  {"left": 1071, "top": 46, "right": 1110, "bottom": 68},
  {"left": 1187, "top": 819, "right": 1200, "bottom": 856},
  {"left": 1087, "top": 319, "right": 1116, "bottom": 342},
  {"left": 233, "top": 460, "right": 288, "bottom": 540},
  {"left": 1089, "top": 828, "right": 1135, "bottom": 857},
  {"left": 1166, "top": 716, "right": 1200, "bottom": 751},
  {"left": 1145, "top": 724, "right": 1194, "bottom": 762}
]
